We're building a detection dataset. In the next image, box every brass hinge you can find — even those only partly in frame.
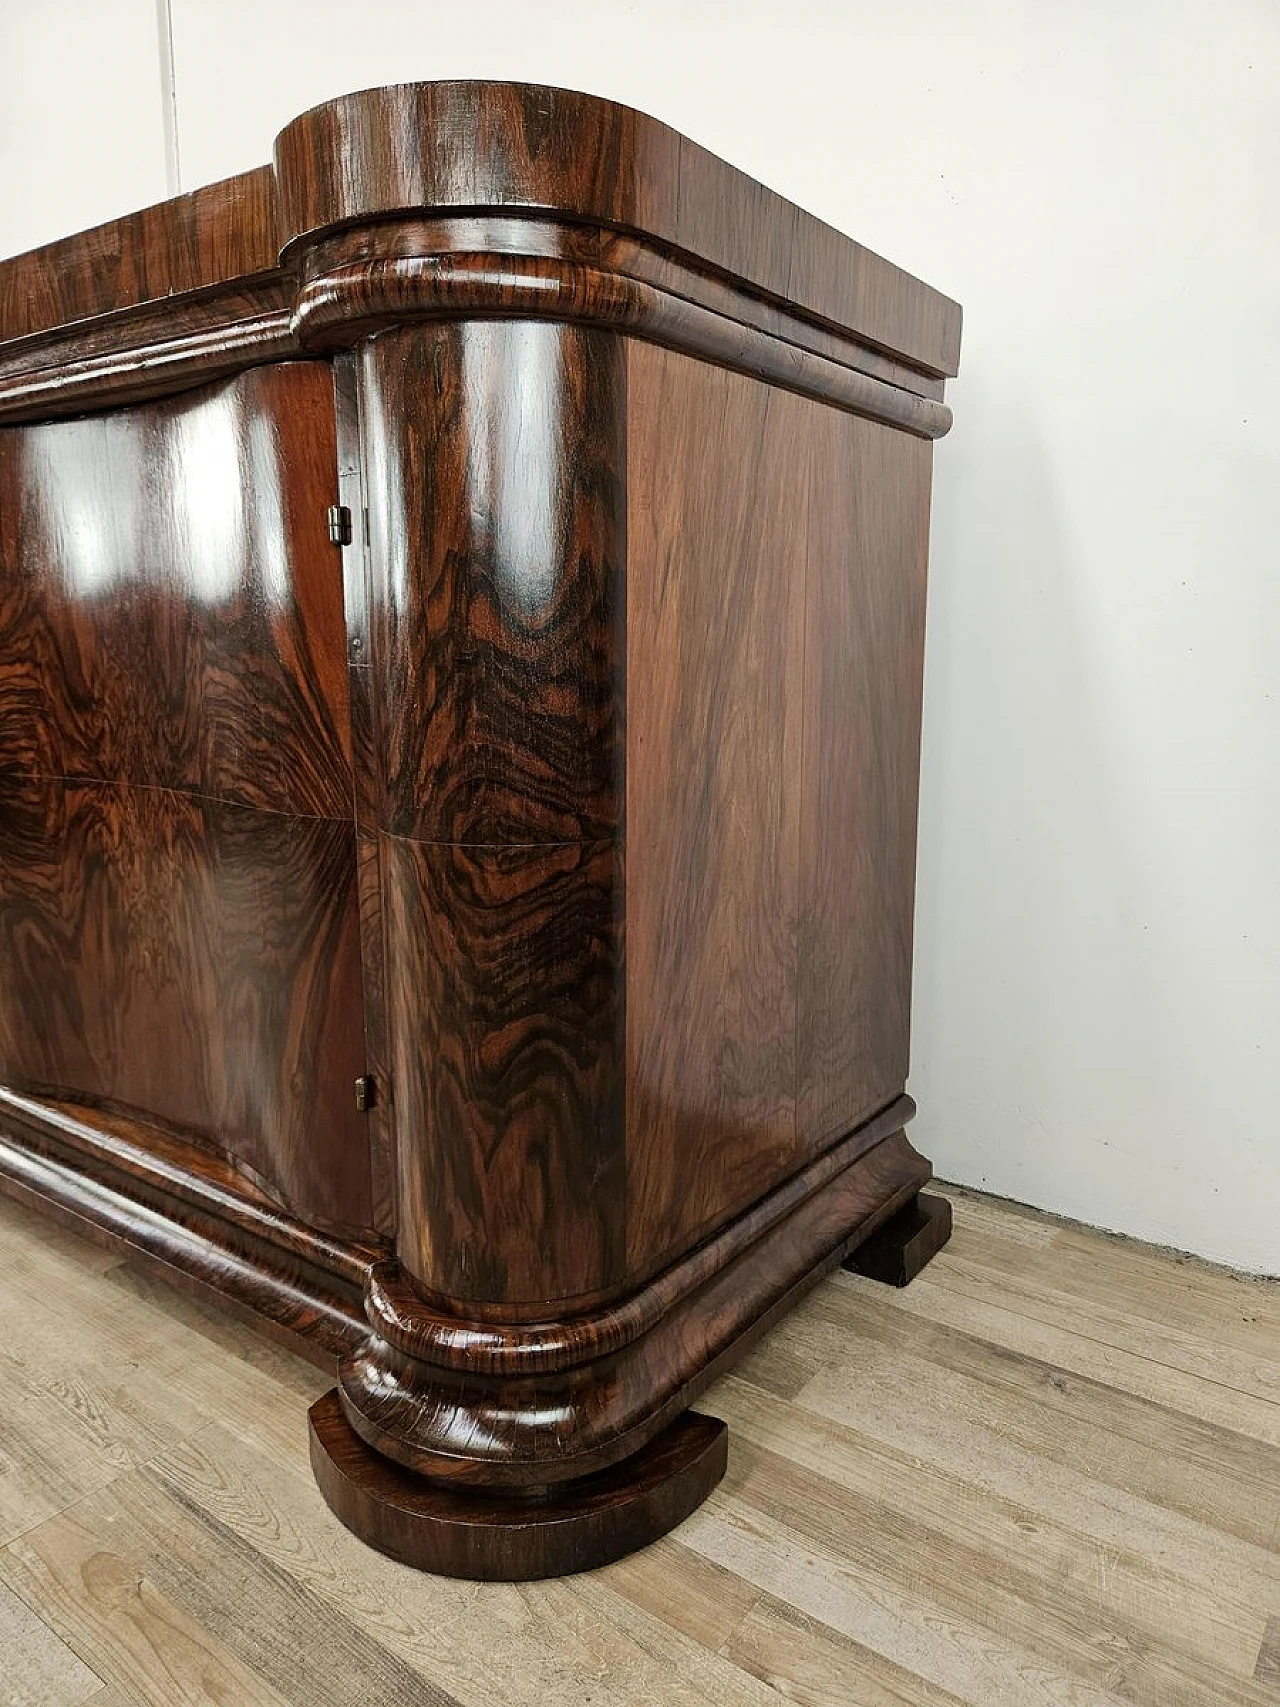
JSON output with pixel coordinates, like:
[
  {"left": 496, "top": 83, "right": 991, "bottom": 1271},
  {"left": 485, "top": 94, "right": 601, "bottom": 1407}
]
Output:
[
  {"left": 354, "top": 1074, "right": 375, "bottom": 1113},
  {"left": 327, "top": 504, "right": 353, "bottom": 546}
]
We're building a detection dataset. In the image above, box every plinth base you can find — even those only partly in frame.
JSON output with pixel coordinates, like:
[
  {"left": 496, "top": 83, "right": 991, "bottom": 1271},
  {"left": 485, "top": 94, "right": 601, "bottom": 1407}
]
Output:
[
  {"left": 308, "top": 1391, "right": 728, "bottom": 1580},
  {"left": 844, "top": 1190, "right": 953, "bottom": 1287}
]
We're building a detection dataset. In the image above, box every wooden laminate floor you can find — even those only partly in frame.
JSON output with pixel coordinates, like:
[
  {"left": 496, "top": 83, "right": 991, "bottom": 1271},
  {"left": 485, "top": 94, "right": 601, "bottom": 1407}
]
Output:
[{"left": 0, "top": 1183, "right": 1277, "bottom": 1707}]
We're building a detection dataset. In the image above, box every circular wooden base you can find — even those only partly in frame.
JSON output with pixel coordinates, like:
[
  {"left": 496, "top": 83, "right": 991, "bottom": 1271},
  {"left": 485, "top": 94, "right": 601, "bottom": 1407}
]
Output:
[{"left": 308, "top": 1390, "right": 728, "bottom": 1580}]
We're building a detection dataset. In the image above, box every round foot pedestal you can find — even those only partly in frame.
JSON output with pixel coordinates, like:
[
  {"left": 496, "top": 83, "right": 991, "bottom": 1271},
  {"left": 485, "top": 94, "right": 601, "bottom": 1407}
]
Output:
[{"left": 308, "top": 1390, "right": 728, "bottom": 1580}]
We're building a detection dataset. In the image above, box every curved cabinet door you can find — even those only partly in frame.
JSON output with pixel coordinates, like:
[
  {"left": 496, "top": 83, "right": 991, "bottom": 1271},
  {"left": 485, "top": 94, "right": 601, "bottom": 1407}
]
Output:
[{"left": 0, "top": 362, "right": 373, "bottom": 1236}]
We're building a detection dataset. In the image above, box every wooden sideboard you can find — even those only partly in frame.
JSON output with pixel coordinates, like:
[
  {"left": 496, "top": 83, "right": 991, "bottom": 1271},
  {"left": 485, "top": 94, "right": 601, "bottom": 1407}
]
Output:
[{"left": 0, "top": 81, "right": 961, "bottom": 1579}]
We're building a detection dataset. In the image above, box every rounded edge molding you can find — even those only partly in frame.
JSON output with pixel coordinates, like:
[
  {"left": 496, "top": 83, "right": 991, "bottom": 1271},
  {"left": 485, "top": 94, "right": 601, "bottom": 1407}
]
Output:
[
  {"left": 270, "top": 80, "right": 962, "bottom": 382},
  {"left": 292, "top": 249, "right": 952, "bottom": 439},
  {"left": 360, "top": 1094, "right": 916, "bottom": 1377},
  {"left": 334, "top": 1125, "right": 932, "bottom": 1488},
  {"left": 308, "top": 1388, "right": 728, "bottom": 1580}
]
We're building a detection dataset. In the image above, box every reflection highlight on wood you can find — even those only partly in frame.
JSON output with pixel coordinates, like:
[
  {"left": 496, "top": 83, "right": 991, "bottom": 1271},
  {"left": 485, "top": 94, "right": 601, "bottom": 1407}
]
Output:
[{"left": 0, "top": 79, "right": 962, "bottom": 1576}]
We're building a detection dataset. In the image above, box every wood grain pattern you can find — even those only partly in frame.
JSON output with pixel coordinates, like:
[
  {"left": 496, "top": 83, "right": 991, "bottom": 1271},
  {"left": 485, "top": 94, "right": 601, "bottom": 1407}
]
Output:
[
  {"left": 274, "top": 81, "right": 961, "bottom": 378},
  {"left": 309, "top": 1390, "right": 727, "bottom": 1581},
  {"left": 797, "top": 406, "right": 933, "bottom": 1149},
  {"left": 332, "top": 1127, "right": 928, "bottom": 1490},
  {"left": 0, "top": 363, "right": 372, "bottom": 1234},
  {"left": 333, "top": 352, "right": 397, "bottom": 1239},
  {"left": 0, "top": 78, "right": 964, "bottom": 1575},
  {"left": 0, "top": 167, "right": 279, "bottom": 345},
  {"left": 623, "top": 342, "right": 934, "bottom": 1278},
  {"left": 293, "top": 225, "right": 951, "bottom": 441},
  {"left": 359, "top": 320, "right": 627, "bottom": 1306},
  {"left": 294, "top": 214, "right": 949, "bottom": 399},
  {"left": 360, "top": 1096, "right": 914, "bottom": 1366},
  {"left": 624, "top": 349, "right": 806, "bottom": 1275},
  {"left": 0, "top": 215, "right": 950, "bottom": 437},
  {"left": 362, "top": 320, "right": 624, "bottom": 847},
  {"left": 380, "top": 834, "right": 624, "bottom": 1307},
  {"left": 0, "top": 1089, "right": 373, "bottom": 1367},
  {"left": 0, "top": 1576, "right": 102, "bottom": 1706},
  {"left": 0, "top": 360, "right": 352, "bottom": 816},
  {"left": 0, "top": 778, "right": 366, "bottom": 1230},
  {"left": 3, "top": 1184, "right": 1279, "bottom": 1704}
]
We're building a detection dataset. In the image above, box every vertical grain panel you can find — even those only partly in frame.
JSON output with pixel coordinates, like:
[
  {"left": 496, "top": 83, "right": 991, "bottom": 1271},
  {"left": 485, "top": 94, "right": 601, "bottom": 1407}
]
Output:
[
  {"left": 624, "top": 343, "right": 931, "bottom": 1279},
  {"left": 624, "top": 345, "right": 807, "bottom": 1277},
  {"left": 797, "top": 415, "right": 932, "bottom": 1148},
  {"left": 381, "top": 834, "right": 623, "bottom": 1303}
]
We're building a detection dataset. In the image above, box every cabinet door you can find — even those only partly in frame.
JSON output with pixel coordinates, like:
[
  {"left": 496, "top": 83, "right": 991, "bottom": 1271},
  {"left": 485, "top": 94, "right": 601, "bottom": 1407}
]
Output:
[{"left": 0, "top": 361, "right": 373, "bottom": 1235}]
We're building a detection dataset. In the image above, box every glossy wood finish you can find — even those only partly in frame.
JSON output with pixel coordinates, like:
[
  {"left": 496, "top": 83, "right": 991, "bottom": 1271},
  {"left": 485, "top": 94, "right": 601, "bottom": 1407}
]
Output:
[
  {"left": 333, "top": 1128, "right": 929, "bottom": 1492},
  {"left": 0, "top": 1089, "right": 371, "bottom": 1368},
  {"left": 333, "top": 354, "right": 398, "bottom": 1239},
  {"left": 624, "top": 345, "right": 934, "bottom": 1278},
  {"left": 291, "top": 219, "right": 952, "bottom": 441},
  {"left": 0, "top": 167, "right": 279, "bottom": 345},
  {"left": 0, "top": 363, "right": 371, "bottom": 1235},
  {"left": 309, "top": 1391, "right": 727, "bottom": 1581},
  {"left": 274, "top": 82, "right": 961, "bottom": 379},
  {"left": 360, "top": 319, "right": 626, "bottom": 1307},
  {"left": 0, "top": 80, "right": 961, "bottom": 1577},
  {"left": 295, "top": 214, "right": 950, "bottom": 399}
]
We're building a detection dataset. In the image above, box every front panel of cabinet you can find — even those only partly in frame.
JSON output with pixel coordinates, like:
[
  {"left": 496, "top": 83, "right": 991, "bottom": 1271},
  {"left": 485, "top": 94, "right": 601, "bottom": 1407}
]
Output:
[{"left": 0, "top": 362, "right": 373, "bottom": 1234}]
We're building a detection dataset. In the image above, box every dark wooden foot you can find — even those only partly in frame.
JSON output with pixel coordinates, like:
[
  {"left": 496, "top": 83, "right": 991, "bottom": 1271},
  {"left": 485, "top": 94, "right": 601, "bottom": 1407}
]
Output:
[
  {"left": 843, "top": 1191, "right": 952, "bottom": 1287},
  {"left": 308, "top": 1390, "right": 727, "bottom": 1580}
]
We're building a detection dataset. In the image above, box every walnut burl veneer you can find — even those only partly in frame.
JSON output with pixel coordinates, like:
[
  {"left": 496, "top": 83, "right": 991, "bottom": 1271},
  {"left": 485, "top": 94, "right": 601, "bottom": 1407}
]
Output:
[{"left": 0, "top": 81, "right": 961, "bottom": 1578}]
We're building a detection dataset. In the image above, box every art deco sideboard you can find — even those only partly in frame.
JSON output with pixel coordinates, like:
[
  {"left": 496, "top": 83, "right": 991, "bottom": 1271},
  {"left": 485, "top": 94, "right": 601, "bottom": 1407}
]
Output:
[{"left": 0, "top": 81, "right": 961, "bottom": 1579}]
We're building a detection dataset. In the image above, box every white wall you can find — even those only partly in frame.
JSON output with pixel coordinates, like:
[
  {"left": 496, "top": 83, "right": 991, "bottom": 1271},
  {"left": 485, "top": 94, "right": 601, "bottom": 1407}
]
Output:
[
  {"left": 4, "top": 2, "right": 1278, "bottom": 1272},
  {"left": 0, "top": 0, "right": 170, "bottom": 257}
]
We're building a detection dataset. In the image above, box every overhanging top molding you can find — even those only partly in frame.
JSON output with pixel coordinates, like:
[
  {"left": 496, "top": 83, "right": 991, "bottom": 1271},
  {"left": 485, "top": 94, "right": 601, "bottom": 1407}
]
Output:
[{"left": 0, "top": 80, "right": 961, "bottom": 381}]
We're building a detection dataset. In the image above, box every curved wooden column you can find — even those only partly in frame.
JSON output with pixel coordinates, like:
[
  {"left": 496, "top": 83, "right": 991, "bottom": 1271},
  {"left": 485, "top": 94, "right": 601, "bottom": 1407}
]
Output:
[
  {"left": 309, "top": 303, "right": 942, "bottom": 1569},
  {"left": 357, "top": 317, "right": 628, "bottom": 1309}
]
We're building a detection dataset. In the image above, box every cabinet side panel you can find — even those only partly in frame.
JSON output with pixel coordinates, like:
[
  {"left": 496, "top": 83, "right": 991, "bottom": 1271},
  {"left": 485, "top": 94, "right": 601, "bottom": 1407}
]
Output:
[
  {"left": 798, "top": 413, "right": 932, "bottom": 1147},
  {"left": 624, "top": 343, "right": 930, "bottom": 1277},
  {"left": 0, "top": 363, "right": 373, "bottom": 1234},
  {"left": 360, "top": 322, "right": 627, "bottom": 1306},
  {"left": 624, "top": 346, "right": 807, "bottom": 1274}
]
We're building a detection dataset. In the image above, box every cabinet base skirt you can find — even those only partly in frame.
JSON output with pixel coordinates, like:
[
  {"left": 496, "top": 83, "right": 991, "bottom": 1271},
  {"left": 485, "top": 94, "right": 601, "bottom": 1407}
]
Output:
[
  {"left": 0, "top": 1087, "right": 951, "bottom": 1577},
  {"left": 308, "top": 1389, "right": 727, "bottom": 1579}
]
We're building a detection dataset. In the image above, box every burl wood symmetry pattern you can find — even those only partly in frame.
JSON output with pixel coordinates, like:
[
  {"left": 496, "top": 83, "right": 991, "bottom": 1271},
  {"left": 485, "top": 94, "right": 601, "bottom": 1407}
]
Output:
[
  {"left": 0, "top": 81, "right": 962, "bottom": 1577},
  {"left": 0, "top": 363, "right": 370, "bottom": 1235}
]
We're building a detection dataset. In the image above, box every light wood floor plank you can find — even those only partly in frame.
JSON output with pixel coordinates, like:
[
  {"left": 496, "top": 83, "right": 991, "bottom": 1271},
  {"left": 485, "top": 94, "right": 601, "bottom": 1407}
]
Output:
[
  {"left": 725, "top": 1597, "right": 973, "bottom": 1707},
  {"left": 0, "top": 1493, "right": 296, "bottom": 1707},
  {"left": 142, "top": 1423, "right": 779, "bottom": 1707},
  {"left": 711, "top": 1400, "right": 1271, "bottom": 1706},
  {"left": 717, "top": 1372, "right": 1270, "bottom": 1666},
  {"left": 682, "top": 1496, "right": 1135, "bottom": 1707},
  {"left": 791, "top": 1333, "right": 1280, "bottom": 1608},
  {"left": 0, "top": 1182, "right": 1276, "bottom": 1707},
  {"left": 0, "top": 1575, "right": 103, "bottom": 1707},
  {"left": 0, "top": 1374, "right": 127, "bottom": 1550},
  {"left": 865, "top": 1263, "right": 1280, "bottom": 1445},
  {"left": 798, "top": 1283, "right": 1280, "bottom": 1549},
  {"left": 1255, "top": 1614, "right": 1280, "bottom": 1685},
  {"left": 948, "top": 1197, "right": 1280, "bottom": 1346}
]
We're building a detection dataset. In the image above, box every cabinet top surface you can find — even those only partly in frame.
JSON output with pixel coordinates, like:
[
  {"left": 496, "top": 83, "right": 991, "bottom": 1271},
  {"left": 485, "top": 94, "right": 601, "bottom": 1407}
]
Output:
[{"left": 0, "top": 80, "right": 961, "bottom": 378}]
